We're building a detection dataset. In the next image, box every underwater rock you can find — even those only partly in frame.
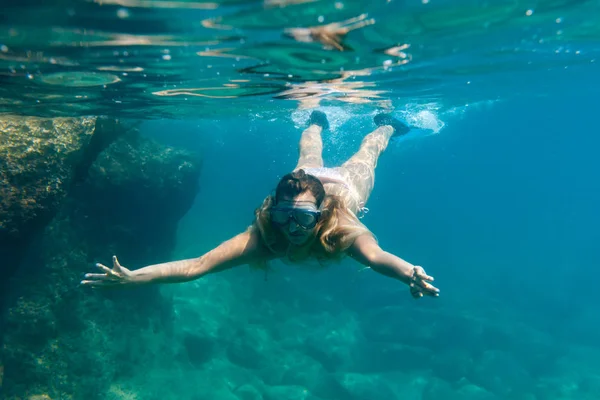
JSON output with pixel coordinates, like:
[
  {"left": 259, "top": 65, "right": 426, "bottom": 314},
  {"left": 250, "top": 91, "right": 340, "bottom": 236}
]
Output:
[
  {"left": 0, "top": 116, "right": 95, "bottom": 267},
  {"left": 27, "top": 395, "right": 52, "bottom": 400},
  {"left": 334, "top": 372, "right": 398, "bottom": 400},
  {"left": 278, "top": 352, "right": 329, "bottom": 390},
  {"left": 252, "top": 346, "right": 338, "bottom": 398},
  {"left": 262, "top": 385, "right": 313, "bottom": 400},
  {"left": 303, "top": 334, "right": 349, "bottom": 373},
  {"left": 0, "top": 115, "right": 129, "bottom": 301},
  {"left": 421, "top": 377, "right": 457, "bottom": 400},
  {"left": 72, "top": 130, "right": 201, "bottom": 266},
  {"left": 182, "top": 331, "right": 216, "bottom": 367},
  {"left": 470, "top": 350, "right": 531, "bottom": 397},
  {"left": 299, "top": 313, "right": 357, "bottom": 374},
  {"left": 1, "top": 130, "right": 201, "bottom": 399},
  {"left": 234, "top": 384, "right": 263, "bottom": 400},
  {"left": 432, "top": 348, "right": 474, "bottom": 383},
  {"left": 355, "top": 342, "right": 434, "bottom": 374},
  {"left": 195, "top": 388, "right": 241, "bottom": 400},
  {"left": 226, "top": 329, "right": 273, "bottom": 370},
  {"left": 455, "top": 383, "right": 498, "bottom": 400}
]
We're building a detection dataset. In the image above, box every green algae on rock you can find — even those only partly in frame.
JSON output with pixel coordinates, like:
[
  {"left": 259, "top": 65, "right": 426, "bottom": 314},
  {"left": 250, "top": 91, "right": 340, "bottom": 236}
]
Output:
[
  {"left": 0, "top": 116, "right": 131, "bottom": 291},
  {"left": 1, "top": 130, "right": 202, "bottom": 400},
  {"left": 0, "top": 116, "right": 97, "bottom": 228},
  {"left": 0, "top": 116, "right": 96, "bottom": 265},
  {"left": 0, "top": 115, "right": 137, "bottom": 399}
]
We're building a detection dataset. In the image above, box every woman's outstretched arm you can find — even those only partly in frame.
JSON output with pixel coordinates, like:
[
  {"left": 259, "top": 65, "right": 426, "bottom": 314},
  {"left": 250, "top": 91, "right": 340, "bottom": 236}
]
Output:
[
  {"left": 347, "top": 234, "right": 440, "bottom": 298},
  {"left": 81, "top": 228, "right": 265, "bottom": 287}
]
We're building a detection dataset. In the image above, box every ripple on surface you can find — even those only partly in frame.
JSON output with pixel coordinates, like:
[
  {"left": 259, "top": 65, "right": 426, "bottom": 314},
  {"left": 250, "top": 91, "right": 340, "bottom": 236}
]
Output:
[{"left": 39, "top": 71, "right": 121, "bottom": 87}]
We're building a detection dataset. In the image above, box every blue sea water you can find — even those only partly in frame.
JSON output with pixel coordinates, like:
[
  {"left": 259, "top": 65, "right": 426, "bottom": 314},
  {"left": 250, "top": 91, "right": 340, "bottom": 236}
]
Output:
[
  {"left": 141, "top": 85, "right": 600, "bottom": 399},
  {"left": 2, "top": 0, "right": 600, "bottom": 398}
]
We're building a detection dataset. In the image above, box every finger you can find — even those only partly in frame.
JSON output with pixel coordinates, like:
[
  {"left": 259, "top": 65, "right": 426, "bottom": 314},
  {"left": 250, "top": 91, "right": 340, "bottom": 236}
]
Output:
[
  {"left": 94, "top": 264, "right": 122, "bottom": 281},
  {"left": 84, "top": 273, "right": 109, "bottom": 280},
  {"left": 416, "top": 282, "right": 440, "bottom": 296},
  {"left": 80, "top": 279, "right": 117, "bottom": 287},
  {"left": 112, "top": 255, "right": 122, "bottom": 272},
  {"left": 421, "top": 283, "right": 440, "bottom": 296},
  {"left": 95, "top": 263, "right": 114, "bottom": 274},
  {"left": 412, "top": 277, "right": 439, "bottom": 293},
  {"left": 415, "top": 269, "right": 434, "bottom": 282},
  {"left": 417, "top": 280, "right": 439, "bottom": 292},
  {"left": 410, "top": 284, "right": 422, "bottom": 297}
]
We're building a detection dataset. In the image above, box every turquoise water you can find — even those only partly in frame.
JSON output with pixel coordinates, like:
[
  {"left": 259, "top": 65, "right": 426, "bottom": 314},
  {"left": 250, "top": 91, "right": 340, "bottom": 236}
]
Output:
[
  {"left": 2, "top": 0, "right": 600, "bottom": 399},
  {"left": 2, "top": 0, "right": 598, "bottom": 118}
]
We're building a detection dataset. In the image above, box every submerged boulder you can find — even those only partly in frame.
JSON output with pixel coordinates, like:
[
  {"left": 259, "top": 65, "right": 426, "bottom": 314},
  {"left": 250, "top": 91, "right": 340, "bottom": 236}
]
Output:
[
  {"left": 0, "top": 116, "right": 127, "bottom": 299},
  {"left": 1, "top": 127, "right": 201, "bottom": 400},
  {"left": 0, "top": 116, "right": 95, "bottom": 264}
]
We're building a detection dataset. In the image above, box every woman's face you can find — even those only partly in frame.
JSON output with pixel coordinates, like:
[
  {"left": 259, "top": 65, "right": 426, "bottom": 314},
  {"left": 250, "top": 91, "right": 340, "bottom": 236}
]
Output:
[{"left": 271, "top": 191, "right": 319, "bottom": 246}]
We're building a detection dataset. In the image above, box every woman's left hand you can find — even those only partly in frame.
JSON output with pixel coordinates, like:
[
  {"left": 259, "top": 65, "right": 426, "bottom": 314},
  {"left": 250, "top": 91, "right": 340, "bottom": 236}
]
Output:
[{"left": 409, "top": 266, "right": 440, "bottom": 298}]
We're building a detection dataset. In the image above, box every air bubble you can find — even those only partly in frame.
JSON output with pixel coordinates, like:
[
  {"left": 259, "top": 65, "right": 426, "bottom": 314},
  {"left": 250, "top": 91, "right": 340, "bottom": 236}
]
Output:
[{"left": 117, "top": 8, "right": 130, "bottom": 19}]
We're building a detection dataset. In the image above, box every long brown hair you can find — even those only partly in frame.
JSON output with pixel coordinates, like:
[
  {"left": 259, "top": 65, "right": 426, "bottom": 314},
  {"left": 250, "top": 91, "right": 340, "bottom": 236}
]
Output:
[{"left": 252, "top": 169, "right": 373, "bottom": 265}]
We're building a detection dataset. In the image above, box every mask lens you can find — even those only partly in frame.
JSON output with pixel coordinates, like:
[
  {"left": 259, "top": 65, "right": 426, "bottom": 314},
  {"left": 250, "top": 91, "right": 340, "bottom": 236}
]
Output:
[
  {"left": 293, "top": 210, "right": 317, "bottom": 228},
  {"left": 271, "top": 209, "right": 290, "bottom": 225}
]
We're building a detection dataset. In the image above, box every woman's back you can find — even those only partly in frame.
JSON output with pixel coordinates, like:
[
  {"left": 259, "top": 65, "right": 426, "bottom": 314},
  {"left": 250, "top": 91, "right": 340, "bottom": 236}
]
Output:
[{"left": 299, "top": 166, "right": 364, "bottom": 217}]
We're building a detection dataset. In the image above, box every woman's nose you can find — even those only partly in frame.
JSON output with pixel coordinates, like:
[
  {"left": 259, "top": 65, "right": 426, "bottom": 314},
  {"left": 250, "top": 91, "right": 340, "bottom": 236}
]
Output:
[{"left": 289, "top": 220, "right": 300, "bottom": 232}]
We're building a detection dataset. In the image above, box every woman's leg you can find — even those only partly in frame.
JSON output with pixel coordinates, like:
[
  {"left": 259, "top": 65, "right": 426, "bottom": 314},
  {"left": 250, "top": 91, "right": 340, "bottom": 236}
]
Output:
[
  {"left": 294, "top": 111, "right": 329, "bottom": 170},
  {"left": 294, "top": 124, "right": 324, "bottom": 170},
  {"left": 339, "top": 114, "right": 410, "bottom": 205},
  {"left": 339, "top": 125, "right": 394, "bottom": 206}
]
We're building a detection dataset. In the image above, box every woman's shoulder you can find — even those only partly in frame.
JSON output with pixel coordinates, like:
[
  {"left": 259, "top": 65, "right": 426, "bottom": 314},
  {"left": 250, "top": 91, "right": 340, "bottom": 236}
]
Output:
[{"left": 246, "top": 224, "right": 284, "bottom": 258}]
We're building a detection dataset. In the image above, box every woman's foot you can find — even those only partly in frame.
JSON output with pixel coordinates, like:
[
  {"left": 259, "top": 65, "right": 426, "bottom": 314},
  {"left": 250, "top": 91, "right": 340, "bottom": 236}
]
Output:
[
  {"left": 374, "top": 113, "right": 410, "bottom": 137},
  {"left": 309, "top": 110, "right": 330, "bottom": 130}
]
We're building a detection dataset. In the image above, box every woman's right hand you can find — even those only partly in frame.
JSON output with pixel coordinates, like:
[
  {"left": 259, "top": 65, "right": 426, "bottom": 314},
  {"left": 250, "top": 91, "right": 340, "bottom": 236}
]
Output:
[
  {"left": 81, "top": 255, "right": 135, "bottom": 287},
  {"left": 409, "top": 265, "right": 440, "bottom": 299}
]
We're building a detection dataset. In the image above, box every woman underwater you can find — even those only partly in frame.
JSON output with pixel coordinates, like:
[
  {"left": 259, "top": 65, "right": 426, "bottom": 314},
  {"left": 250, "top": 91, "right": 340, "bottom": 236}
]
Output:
[{"left": 82, "top": 111, "right": 440, "bottom": 299}]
